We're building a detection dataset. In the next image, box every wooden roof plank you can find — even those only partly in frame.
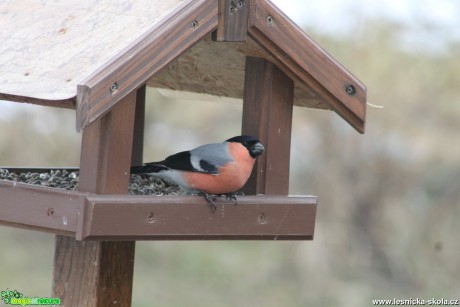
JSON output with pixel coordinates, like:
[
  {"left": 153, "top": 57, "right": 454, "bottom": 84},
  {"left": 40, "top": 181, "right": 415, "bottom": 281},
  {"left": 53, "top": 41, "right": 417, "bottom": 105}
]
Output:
[
  {"left": 248, "top": 0, "right": 367, "bottom": 132},
  {"left": 76, "top": 0, "right": 218, "bottom": 131},
  {"left": 0, "top": 0, "right": 366, "bottom": 131},
  {"left": 0, "top": 0, "right": 186, "bottom": 105}
]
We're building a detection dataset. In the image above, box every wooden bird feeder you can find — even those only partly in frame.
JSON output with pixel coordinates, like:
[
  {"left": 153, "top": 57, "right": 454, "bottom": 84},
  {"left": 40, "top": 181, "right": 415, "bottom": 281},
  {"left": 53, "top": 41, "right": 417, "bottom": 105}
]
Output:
[{"left": 0, "top": 0, "right": 366, "bottom": 305}]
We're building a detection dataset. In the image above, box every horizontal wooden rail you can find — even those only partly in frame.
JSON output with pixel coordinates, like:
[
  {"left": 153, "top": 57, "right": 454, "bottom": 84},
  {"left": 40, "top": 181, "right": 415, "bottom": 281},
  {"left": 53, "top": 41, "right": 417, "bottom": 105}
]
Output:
[
  {"left": 0, "top": 180, "right": 86, "bottom": 235},
  {"left": 0, "top": 180, "right": 316, "bottom": 240},
  {"left": 78, "top": 195, "right": 316, "bottom": 240}
]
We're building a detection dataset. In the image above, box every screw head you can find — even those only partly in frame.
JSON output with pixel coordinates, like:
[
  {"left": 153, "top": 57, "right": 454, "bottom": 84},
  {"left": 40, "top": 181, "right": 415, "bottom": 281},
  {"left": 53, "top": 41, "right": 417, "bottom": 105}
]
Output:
[
  {"left": 266, "top": 15, "right": 274, "bottom": 26},
  {"left": 258, "top": 213, "right": 267, "bottom": 224},
  {"left": 110, "top": 82, "right": 119, "bottom": 93},
  {"left": 47, "top": 208, "right": 55, "bottom": 217},
  {"left": 147, "top": 212, "right": 155, "bottom": 224},
  {"left": 191, "top": 20, "right": 199, "bottom": 29},
  {"left": 345, "top": 84, "right": 356, "bottom": 95},
  {"left": 238, "top": 0, "right": 244, "bottom": 8}
]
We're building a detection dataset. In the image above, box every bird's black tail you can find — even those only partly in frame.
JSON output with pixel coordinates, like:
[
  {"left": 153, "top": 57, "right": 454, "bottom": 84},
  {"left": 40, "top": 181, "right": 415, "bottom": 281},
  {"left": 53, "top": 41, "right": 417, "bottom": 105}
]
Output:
[{"left": 130, "top": 163, "right": 168, "bottom": 174}]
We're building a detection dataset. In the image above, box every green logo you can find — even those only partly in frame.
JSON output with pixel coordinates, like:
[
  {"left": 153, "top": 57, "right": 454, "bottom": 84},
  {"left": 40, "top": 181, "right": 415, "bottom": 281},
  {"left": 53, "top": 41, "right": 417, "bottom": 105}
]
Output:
[{"left": 1, "top": 289, "right": 61, "bottom": 306}]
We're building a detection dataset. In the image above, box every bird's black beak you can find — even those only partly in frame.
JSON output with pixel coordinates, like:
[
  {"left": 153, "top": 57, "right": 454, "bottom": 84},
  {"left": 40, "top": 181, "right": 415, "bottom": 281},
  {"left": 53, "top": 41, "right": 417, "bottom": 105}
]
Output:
[{"left": 250, "top": 142, "right": 265, "bottom": 158}]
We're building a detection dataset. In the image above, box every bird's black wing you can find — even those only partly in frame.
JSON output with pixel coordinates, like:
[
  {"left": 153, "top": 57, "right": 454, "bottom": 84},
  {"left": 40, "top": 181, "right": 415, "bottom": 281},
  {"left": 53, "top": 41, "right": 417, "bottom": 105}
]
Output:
[
  {"left": 130, "top": 163, "right": 168, "bottom": 174},
  {"left": 163, "top": 150, "right": 219, "bottom": 174},
  {"left": 131, "top": 150, "right": 218, "bottom": 174}
]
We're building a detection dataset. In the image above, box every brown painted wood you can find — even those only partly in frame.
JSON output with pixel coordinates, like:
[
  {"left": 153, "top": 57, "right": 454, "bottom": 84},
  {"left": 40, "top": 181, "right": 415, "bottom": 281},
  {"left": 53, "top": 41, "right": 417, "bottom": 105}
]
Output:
[
  {"left": 76, "top": 0, "right": 218, "bottom": 131},
  {"left": 0, "top": 176, "right": 316, "bottom": 240},
  {"left": 214, "top": 0, "right": 249, "bottom": 41},
  {"left": 78, "top": 195, "right": 316, "bottom": 240},
  {"left": 77, "top": 93, "right": 136, "bottom": 194},
  {"left": 53, "top": 91, "right": 137, "bottom": 307},
  {"left": 248, "top": 0, "right": 366, "bottom": 133},
  {"left": 0, "top": 180, "right": 85, "bottom": 235},
  {"left": 52, "top": 236, "right": 135, "bottom": 307},
  {"left": 241, "top": 56, "right": 294, "bottom": 195},
  {"left": 131, "top": 84, "right": 146, "bottom": 167}
]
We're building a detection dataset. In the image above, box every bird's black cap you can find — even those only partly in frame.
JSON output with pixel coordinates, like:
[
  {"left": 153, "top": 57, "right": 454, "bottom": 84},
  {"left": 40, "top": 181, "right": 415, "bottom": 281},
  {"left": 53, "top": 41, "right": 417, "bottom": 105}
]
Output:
[
  {"left": 226, "top": 135, "right": 260, "bottom": 144},
  {"left": 226, "top": 135, "right": 264, "bottom": 158}
]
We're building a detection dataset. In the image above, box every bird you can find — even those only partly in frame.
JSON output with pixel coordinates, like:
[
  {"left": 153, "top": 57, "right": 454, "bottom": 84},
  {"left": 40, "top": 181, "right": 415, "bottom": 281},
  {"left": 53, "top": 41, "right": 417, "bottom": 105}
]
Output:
[{"left": 131, "top": 135, "right": 265, "bottom": 212}]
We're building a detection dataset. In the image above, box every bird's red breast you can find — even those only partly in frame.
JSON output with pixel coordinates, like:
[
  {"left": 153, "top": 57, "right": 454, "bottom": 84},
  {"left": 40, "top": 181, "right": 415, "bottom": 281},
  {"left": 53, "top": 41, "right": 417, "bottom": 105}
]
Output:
[{"left": 181, "top": 142, "right": 256, "bottom": 194}]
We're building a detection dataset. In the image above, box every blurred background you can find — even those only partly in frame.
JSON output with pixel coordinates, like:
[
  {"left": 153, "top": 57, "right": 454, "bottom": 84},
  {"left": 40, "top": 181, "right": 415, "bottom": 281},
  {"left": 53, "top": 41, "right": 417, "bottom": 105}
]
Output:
[{"left": 1, "top": 0, "right": 459, "bottom": 306}]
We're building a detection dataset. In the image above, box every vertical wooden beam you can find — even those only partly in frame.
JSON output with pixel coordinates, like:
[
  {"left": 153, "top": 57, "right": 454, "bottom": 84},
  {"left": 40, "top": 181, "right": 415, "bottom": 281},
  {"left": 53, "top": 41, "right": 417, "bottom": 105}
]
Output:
[
  {"left": 213, "top": 0, "right": 249, "bottom": 41},
  {"left": 241, "top": 56, "right": 294, "bottom": 195},
  {"left": 132, "top": 84, "right": 146, "bottom": 166},
  {"left": 53, "top": 90, "right": 138, "bottom": 307}
]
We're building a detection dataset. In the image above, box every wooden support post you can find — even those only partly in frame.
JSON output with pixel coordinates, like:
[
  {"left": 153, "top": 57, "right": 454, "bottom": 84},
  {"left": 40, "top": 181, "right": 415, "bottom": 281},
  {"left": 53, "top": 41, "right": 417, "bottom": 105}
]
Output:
[
  {"left": 52, "top": 89, "right": 140, "bottom": 306},
  {"left": 242, "top": 56, "right": 294, "bottom": 195},
  {"left": 132, "top": 84, "right": 146, "bottom": 166}
]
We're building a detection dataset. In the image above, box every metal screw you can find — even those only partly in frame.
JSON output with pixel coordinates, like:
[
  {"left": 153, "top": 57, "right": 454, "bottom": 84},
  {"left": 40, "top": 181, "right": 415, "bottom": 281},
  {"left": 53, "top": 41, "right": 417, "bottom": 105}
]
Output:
[
  {"left": 345, "top": 84, "right": 356, "bottom": 95},
  {"left": 258, "top": 213, "right": 267, "bottom": 224},
  {"left": 147, "top": 212, "right": 155, "bottom": 224},
  {"left": 47, "top": 208, "right": 55, "bottom": 217},
  {"left": 266, "top": 15, "right": 274, "bottom": 26},
  {"left": 229, "top": 0, "right": 236, "bottom": 14},
  {"left": 238, "top": 0, "right": 244, "bottom": 8},
  {"left": 191, "top": 20, "right": 199, "bottom": 29},
  {"left": 110, "top": 82, "right": 119, "bottom": 93}
]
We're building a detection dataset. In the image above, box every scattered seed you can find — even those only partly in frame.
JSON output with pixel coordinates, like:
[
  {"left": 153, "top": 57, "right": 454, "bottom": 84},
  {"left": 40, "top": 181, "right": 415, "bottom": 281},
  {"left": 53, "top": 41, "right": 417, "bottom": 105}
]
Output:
[{"left": 0, "top": 169, "right": 182, "bottom": 196}]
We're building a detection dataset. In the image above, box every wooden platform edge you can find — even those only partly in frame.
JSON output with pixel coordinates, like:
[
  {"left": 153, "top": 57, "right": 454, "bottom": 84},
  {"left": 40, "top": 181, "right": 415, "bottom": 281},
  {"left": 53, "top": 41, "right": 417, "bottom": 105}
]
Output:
[
  {"left": 0, "top": 180, "right": 86, "bottom": 235},
  {"left": 77, "top": 195, "right": 317, "bottom": 241},
  {"left": 0, "top": 180, "right": 317, "bottom": 241}
]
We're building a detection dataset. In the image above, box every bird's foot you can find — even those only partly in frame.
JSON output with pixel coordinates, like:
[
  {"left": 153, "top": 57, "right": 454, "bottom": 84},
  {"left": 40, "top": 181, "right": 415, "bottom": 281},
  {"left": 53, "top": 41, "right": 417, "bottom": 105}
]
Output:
[
  {"left": 202, "top": 192, "right": 217, "bottom": 213},
  {"left": 224, "top": 192, "right": 239, "bottom": 206}
]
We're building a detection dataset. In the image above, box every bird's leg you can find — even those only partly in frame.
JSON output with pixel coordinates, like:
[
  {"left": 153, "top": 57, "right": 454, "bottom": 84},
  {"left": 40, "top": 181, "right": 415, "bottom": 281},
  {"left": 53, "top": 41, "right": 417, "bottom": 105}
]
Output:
[
  {"left": 201, "top": 192, "right": 217, "bottom": 213},
  {"left": 224, "top": 192, "right": 238, "bottom": 206}
]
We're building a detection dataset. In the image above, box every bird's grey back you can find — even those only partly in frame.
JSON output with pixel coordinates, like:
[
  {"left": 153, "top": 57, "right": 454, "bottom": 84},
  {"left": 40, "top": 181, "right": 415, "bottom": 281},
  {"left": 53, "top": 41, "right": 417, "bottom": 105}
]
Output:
[{"left": 190, "top": 142, "right": 234, "bottom": 172}]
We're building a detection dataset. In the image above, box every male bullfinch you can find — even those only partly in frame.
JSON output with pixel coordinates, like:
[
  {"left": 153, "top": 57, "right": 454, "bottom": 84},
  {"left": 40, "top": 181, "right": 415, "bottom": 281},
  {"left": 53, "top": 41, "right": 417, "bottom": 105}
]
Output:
[{"left": 131, "top": 135, "right": 265, "bottom": 212}]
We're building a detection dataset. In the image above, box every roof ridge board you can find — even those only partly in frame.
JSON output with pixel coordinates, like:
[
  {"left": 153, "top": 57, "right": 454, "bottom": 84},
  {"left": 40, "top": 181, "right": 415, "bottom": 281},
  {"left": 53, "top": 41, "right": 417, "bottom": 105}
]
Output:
[
  {"left": 76, "top": 0, "right": 218, "bottom": 131},
  {"left": 248, "top": 0, "right": 367, "bottom": 133}
]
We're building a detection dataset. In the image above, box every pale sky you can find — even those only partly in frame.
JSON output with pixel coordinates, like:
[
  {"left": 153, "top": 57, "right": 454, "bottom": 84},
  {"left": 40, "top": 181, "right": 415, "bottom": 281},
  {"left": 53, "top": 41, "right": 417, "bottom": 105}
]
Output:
[{"left": 272, "top": 0, "right": 460, "bottom": 53}]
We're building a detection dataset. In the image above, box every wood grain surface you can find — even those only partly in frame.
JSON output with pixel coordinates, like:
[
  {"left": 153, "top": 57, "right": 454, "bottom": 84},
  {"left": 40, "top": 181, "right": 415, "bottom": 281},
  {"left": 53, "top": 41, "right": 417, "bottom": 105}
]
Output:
[
  {"left": 53, "top": 92, "right": 137, "bottom": 307},
  {"left": 0, "top": 180, "right": 85, "bottom": 235},
  {"left": 242, "top": 57, "right": 294, "bottom": 195},
  {"left": 78, "top": 195, "right": 317, "bottom": 240},
  {"left": 0, "top": 0, "right": 185, "bottom": 103},
  {"left": 248, "top": 0, "right": 367, "bottom": 132},
  {"left": 76, "top": 0, "right": 218, "bottom": 130},
  {"left": 1, "top": 0, "right": 366, "bottom": 132}
]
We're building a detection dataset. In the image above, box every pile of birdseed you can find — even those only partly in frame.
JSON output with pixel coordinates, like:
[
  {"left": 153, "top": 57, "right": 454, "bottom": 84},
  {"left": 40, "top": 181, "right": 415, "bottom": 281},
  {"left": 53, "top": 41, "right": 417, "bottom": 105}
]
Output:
[{"left": 0, "top": 168, "right": 182, "bottom": 196}]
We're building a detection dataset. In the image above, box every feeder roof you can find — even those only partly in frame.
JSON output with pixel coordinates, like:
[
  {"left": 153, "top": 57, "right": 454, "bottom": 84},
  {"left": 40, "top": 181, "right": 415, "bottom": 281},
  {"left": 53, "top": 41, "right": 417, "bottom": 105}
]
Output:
[{"left": 0, "top": 0, "right": 366, "bottom": 132}]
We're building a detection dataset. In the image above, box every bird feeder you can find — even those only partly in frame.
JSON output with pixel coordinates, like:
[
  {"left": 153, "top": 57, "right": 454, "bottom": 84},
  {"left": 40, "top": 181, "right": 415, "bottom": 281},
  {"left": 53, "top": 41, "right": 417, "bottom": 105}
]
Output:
[{"left": 0, "top": 0, "right": 366, "bottom": 305}]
